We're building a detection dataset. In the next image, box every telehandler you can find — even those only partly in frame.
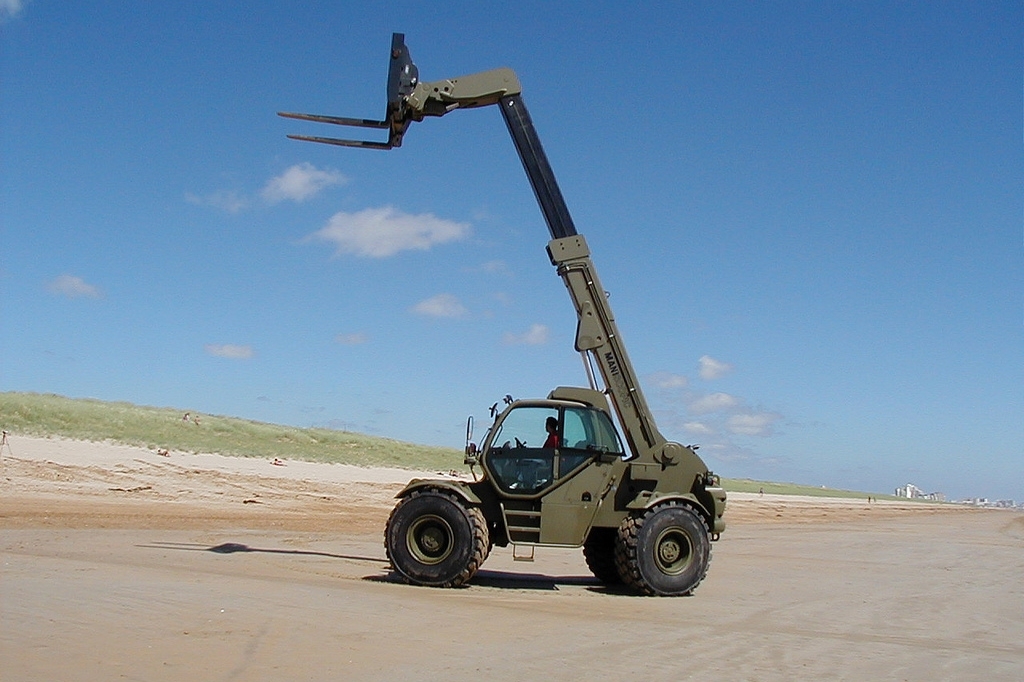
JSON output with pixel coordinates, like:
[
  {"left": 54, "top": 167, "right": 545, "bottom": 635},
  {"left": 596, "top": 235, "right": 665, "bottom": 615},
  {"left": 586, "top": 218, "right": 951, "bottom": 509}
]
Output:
[{"left": 281, "top": 34, "right": 726, "bottom": 595}]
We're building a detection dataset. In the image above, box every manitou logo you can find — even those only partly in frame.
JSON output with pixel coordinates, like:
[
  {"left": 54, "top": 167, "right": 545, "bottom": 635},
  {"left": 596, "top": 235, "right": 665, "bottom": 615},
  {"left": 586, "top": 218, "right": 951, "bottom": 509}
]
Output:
[
  {"left": 605, "top": 352, "right": 621, "bottom": 376},
  {"left": 605, "top": 351, "right": 629, "bottom": 396}
]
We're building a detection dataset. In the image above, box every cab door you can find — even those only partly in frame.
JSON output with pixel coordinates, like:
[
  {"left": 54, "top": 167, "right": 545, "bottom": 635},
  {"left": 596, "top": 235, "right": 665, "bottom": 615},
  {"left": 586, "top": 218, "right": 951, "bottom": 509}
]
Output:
[{"left": 538, "top": 406, "right": 624, "bottom": 545}]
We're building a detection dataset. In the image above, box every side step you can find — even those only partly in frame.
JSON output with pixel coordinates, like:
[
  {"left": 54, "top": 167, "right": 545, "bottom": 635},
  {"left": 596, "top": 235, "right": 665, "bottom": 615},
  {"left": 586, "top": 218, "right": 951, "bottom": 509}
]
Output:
[
  {"left": 500, "top": 499, "right": 542, "bottom": 544},
  {"left": 512, "top": 544, "right": 536, "bottom": 562}
]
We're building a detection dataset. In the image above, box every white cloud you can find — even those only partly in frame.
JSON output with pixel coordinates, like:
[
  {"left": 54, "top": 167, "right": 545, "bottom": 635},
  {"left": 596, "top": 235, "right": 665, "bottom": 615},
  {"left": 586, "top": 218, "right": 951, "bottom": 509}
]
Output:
[
  {"left": 186, "top": 164, "right": 345, "bottom": 213},
  {"left": 698, "top": 355, "right": 733, "bottom": 380},
  {"left": 650, "top": 371, "right": 689, "bottom": 389},
  {"left": 687, "top": 392, "right": 739, "bottom": 415},
  {"left": 261, "top": 163, "right": 346, "bottom": 203},
  {"left": 727, "top": 412, "right": 781, "bottom": 437},
  {"left": 683, "top": 421, "right": 715, "bottom": 435},
  {"left": 412, "top": 294, "right": 468, "bottom": 319},
  {"left": 205, "top": 344, "right": 254, "bottom": 359},
  {"left": 503, "top": 323, "right": 549, "bottom": 346},
  {"left": 47, "top": 274, "right": 101, "bottom": 299},
  {"left": 335, "top": 332, "right": 369, "bottom": 345},
  {"left": 306, "top": 206, "right": 471, "bottom": 258},
  {"left": 469, "top": 260, "right": 512, "bottom": 276},
  {"left": 185, "top": 190, "right": 249, "bottom": 214},
  {"left": 698, "top": 441, "right": 774, "bottom": 465},
  {"left": 0, "top": 0, "right": 23, "bottom": 22}
]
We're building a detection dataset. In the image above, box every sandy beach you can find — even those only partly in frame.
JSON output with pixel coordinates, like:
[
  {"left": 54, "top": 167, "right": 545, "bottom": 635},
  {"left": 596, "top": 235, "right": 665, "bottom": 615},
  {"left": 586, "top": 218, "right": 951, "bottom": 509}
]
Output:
[{"left": 1, "top": 435, "right": 1022, "bottom": 681}]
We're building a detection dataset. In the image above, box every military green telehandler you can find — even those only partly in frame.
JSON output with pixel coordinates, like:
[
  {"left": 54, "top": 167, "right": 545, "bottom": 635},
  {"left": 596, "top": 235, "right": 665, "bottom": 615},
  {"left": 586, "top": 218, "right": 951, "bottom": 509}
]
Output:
[{"left": 281, "top": 34, "right": 726, "bottom": 595}]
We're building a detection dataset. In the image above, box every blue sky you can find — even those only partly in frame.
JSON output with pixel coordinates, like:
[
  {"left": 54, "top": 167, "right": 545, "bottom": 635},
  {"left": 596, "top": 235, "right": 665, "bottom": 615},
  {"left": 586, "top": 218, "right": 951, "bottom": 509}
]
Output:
[{"left": 1, "top": 1, "right": 1021, "bottom": 501}]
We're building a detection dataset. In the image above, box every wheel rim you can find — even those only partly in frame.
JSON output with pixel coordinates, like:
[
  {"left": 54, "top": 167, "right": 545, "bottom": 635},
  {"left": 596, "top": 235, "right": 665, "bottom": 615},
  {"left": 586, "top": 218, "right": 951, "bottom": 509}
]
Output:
[
  {"left": 653, "top": 527, "right": 693, "bottom": 575},
  {"left": 407, "top": 514, "right": 454, "bottom": 565}
]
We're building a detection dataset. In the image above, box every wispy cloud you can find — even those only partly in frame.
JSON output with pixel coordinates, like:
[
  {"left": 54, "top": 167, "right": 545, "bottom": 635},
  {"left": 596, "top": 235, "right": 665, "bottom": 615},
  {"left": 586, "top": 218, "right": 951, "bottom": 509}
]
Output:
[
  {"left": 503, "top": 323, "right": 549, "bottom": 345},
  {"left": 205, "top": 344, "right": 254, "bottom": 359},
  {"left": 650, "top": 371, "right": 688, "bottom": 389},
  {"left": 186, "top": 164, "right": 344, "bottom": 213},
  {"left": 261, "top": 163, "right": 346, "bottom": 203},
  {"left": 306, "top": 206, "right": 471, "bottom": 258},
  {"left": 335, "top": 332, "right": 369, "bottom": 345},
  {"left": 185, "top": 190, "right": 249, "bottom": 214},
  {"left": 688, "top": 392, "right": 739, "bottom": 415},
  {"left": 465, "top": 260, "right": 512, "bottom": 277},
  {"left": 682, "top": 421, "right": 715, "bottom": 435},
  {"left": 412, "top": 294, "right": 468, "bottom": 319},
  {"left": 698, "top": 355, "right": 733, "bottom": 380},
  {"left": 0, "top": 0, "right": 24, "bottom": 23},
  {"left": 47, "top": 274, "right": 101, "bottom": 299},
  {"left": 726, "top": 412, "right": 781, "bottom": 437}
]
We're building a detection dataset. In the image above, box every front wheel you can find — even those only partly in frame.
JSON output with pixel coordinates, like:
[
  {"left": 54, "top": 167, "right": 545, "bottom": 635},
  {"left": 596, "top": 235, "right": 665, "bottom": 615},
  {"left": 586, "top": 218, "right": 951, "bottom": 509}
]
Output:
[
  {"left": 615, "top": 502, "right": 711, "bottom": 596},
  {"left": 384, "top": 489, "right": 489, "bottom": 587}
]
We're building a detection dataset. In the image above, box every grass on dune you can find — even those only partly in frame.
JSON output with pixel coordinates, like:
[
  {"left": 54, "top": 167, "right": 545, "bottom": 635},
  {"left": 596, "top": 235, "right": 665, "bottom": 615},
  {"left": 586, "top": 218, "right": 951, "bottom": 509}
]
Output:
[
  {"left": 0, "top": 392, "right": 463, "bottom": 471},
  {"left": 721, "top": 477, "right": 900, "bottom": 501}
]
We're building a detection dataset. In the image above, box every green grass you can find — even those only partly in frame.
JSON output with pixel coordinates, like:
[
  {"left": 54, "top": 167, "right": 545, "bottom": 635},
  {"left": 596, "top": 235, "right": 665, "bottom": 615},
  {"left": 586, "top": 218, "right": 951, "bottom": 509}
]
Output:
[
  {"left": 721, "top": 477, "right": 900, "bottom": 501},
  {"left": 1, "top": 392, "right": 897, "bottom": 498},
  {"left": 0, "top": 392, "right": 462, "bottom": 471}
]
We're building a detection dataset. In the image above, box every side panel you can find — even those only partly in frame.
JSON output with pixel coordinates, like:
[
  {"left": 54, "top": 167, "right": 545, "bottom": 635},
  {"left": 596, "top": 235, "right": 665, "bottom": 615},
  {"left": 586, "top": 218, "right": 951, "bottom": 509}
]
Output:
[{"left": 538, "top": 458, "right": 620, "bottom": 545}]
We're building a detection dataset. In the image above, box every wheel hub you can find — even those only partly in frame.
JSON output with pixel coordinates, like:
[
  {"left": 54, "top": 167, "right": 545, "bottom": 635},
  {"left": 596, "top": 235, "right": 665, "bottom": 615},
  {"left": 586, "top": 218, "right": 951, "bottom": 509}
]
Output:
[
  {"left": 659, "top": 539, "right": 681, "bottom": 564},
  {"left": 420, "top": 527, "right": 444, "bottom": 552},
  {"left": 654, "top": 528, "right": 692, "bottom": 575},
  {"left": 407, "top": 515, "right": 453, "bottom": 565}
]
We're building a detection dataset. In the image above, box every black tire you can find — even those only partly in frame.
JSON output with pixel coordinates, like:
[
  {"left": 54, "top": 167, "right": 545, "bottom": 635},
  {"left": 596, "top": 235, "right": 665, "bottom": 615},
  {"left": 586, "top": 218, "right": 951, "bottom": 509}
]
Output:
[
  {"left": 384, "top": 489, "right": 489, "bottom": 587},
  {"left": 582, "top": 527, "right": 622, "bottom": 584},
  {"left": 615, "top": 502, "right": 711, "bottom": 596}
]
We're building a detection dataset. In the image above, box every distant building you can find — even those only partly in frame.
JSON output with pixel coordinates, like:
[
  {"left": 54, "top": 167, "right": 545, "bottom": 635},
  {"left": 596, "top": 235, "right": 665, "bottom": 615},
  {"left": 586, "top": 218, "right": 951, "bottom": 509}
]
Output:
[
  {"left": 953, "top": 497, "right": 1021, "bottom": 508},
  {"left": 894, "top": 483, "right": 945, "bottom": 501},
  {"left": 895, "top": 483, "right": 925, "bottom": 498}
]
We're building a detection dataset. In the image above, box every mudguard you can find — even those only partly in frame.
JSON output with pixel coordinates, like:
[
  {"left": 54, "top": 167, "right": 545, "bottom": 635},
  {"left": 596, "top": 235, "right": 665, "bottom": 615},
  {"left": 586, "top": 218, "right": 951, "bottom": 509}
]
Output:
[
  {"left": 625, "top": 489, "right": 727, "bottom": 536},
  {"left": 626, "top": 490, "right": 703, "bottom": 512},
  {"left": 395, "top": 478, "right": 483, "bottom": 506}
]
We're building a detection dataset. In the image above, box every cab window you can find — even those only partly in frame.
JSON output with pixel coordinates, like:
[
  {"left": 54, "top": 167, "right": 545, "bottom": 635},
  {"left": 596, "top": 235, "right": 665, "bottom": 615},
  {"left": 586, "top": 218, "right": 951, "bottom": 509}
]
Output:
[
  {"left": 486, "top": 405, "right": 623, "bottom": 495},
  {"left": 486, "top": 407, "right": 557, "bottom": 494},
  {"left": 559, "top": 407, "right": 623, "bottom": 474}
]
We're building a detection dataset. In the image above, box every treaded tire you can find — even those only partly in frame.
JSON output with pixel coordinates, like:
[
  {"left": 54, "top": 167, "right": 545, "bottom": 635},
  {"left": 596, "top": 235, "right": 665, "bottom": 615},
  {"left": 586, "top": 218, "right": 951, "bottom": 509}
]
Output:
[
  {"left": 614, "top": 502, "right": 711, "bottom": 596},
  {"left": 582, "top": 527, "right": 622, "bottom": 584},
  {"left": 385, "top": 489, "right": 489, "bottom": 587}
]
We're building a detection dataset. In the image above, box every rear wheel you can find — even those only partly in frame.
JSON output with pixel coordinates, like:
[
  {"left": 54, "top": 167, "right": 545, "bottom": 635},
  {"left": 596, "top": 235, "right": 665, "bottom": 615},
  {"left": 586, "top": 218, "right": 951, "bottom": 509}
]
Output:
[
  {"left": 385, "top": 489, "right": 489, "bottom": 587},
  {"left": 582, "top": 527, "right": 622, "bottom": 584},
  {"left": 615, "top": 502, "right": 711, "bottom": 596}
]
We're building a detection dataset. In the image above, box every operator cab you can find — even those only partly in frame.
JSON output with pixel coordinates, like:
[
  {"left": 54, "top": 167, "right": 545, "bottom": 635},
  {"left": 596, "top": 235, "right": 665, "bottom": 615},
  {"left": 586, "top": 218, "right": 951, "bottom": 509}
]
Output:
[{"left": 481, "top": 396, "right": 624, "bottom": 497}]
